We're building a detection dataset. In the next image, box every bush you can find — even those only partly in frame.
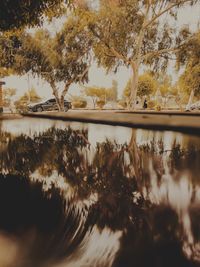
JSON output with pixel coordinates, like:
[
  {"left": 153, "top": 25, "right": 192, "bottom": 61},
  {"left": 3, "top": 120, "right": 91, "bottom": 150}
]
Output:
[
  {"left": 147, "top": 100, "right": 156, "bottom": 109},
  {"left": 97, "top": 99, "right": 105, "bottom": 109},
  {"left": 155, "top": 105, "right": 162, "bottom": 111},
  {"left": 72, "top": 100, "right": 87, "bottom": 108},
  {"left": 14, "top": 101, "right": 28, "bottom": 113}
]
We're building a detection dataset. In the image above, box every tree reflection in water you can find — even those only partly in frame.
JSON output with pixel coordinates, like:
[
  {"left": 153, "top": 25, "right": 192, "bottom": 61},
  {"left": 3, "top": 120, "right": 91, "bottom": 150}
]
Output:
[{"left": 0, "top": 119, "right": 200, "bottom": 267}]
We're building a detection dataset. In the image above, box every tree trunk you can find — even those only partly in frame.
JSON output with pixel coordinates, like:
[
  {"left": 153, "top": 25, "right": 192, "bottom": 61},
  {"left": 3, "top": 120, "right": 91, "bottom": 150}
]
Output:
[
  {"left": 91, "top": 98, "right": 96, "bottom": 109},
  {"left": 50, "top": 80, "right": 62, "bottom": 111},
  {"left": 0, "top": 84, "right": 3, "bottom": 113},
  {"left": 60, "top": 95, "right": 65, "bottom": 111},
  {"left": 129, "top": 63, "right": 139, "bottom": 110},
  {"left": 186, "top": 89, "right": 194, "bottom": 109},
  {"left": 60, "top": 82, "right": 71, "bottom": 111}
]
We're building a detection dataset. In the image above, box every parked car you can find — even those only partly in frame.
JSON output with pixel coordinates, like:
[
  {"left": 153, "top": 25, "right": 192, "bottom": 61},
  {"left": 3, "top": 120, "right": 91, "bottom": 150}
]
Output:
[
  {"left": 28, "top": 98, "right": 72, "bottom": 112},
  {"left": 185, "top": 101, "right": 200, "bottom": 111}
]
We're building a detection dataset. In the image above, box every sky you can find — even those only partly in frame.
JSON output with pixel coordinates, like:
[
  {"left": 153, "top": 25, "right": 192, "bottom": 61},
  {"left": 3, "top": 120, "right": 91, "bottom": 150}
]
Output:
[{"left": 2, "top": 2, "right": 200, "bottom": 101}]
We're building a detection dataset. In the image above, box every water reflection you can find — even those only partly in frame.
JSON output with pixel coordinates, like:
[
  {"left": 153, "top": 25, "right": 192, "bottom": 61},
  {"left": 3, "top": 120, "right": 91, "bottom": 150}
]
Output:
[{"left": 0, "top": 118, "right": 200, "bottom": 267}]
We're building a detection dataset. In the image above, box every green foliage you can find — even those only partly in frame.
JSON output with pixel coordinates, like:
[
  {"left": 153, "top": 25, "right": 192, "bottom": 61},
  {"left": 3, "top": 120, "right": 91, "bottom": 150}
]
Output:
[
  {"left": 79, "top": 0, "right": 197, "bottom": 72},
  {"left": 179, "top": 65, "right": 200, "bottom": 97},
  {"left": 157, "top": 74, "right": 172, "bottom": 96},
  {"left": 0, "top": 30, "right": 23, "bottom": 71},
  {"left": 19, "top": 88, "right": 41, "bottom": 103},
  {"left": 176, "top": 30, "right": 200, "bottom": 70},
  {"left": 0, "top": 17, "right": 93, "bottom": 110},
  {"left": 14, "top": 88, "right": 42, "bottom": 112},
  {"left": 72, "top": 100, "right": 87, "bottom": 108},
  {"left": 3, "top": 88, "right": 16, "bottom": 107},
  {"left": 0, "top": 0, "right": 70, "bottom": 31},
  {"left": 85, "top": 86, "right": 107, "bottom": 102},
  {"left": 84, "top": 85, "right": 117, "bottom": 108},
  {"left": 28, "top": 87, "right": 42, "bottom": 103},
  {"left": 138, "top": 73, "right": 157, "bottom": 97},
  {"left": 148, "top": 100, "right": 156, "bottom": 109},
  {"left": 177, "top": 31, "right": 200, "bottom": 97},
  {"left": 76, "top": 0, "right": 198, "bottom": 106},
  {"left": 96, "top": 99, "right": 105, "bottom": 109},
  {"left": 0, "top": 67, "right": 14, "bottom": 78},
  {"left": 71, "top": 96, "right": 87, "bottom": 108},
  {"left": 123, "top": 73, "right": 157, "bottom": 99}
]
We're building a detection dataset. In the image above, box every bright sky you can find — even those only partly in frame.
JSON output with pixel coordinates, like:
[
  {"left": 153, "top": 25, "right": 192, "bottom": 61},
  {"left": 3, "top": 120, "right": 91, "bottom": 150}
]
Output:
[{"left": 3, "top": 2, "right": 200, "bottom": 101}]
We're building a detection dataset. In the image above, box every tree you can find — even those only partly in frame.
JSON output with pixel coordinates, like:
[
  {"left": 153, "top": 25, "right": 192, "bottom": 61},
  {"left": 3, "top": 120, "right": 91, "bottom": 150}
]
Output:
[
  {"left": 179, "top": 65, "right": 200, "bottom": 98},
  {"left": 157, "top": 74, "right": 172, "bottom": 97},
  {"left": 84, "top": 83, "right": 118, "bottom": 108},
  {"left": 177, "top": 30, "right": 200, "bottom": 102},
  {"left": 2, "top": 88, "right": 16, "bottom": 110},
  {"left": 27, "top": 87, "right": 42, "bottom": 103},
  {"left": 0, "top": 67, "right": 14, "bottom": 78},
  {"left": 77, "top": 0, "right": 199, "bottom": 109},
  {"left": 14, "top": 88, "right": 42, "bottom": 112},
  {"left": 0, "top": 17, "right": 93, "bottom": 111},
  {"left": 85, "top": 86, "right": 107, "bottom": 108},
  {"left": 0, "top": 0, "right": 69, "bottom": 31},
  {"left": 123, "top": 72, "right": 157, "bottom": 102}
]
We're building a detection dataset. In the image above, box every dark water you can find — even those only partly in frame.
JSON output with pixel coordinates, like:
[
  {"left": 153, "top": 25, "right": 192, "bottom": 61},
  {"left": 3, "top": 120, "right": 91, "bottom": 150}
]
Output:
[{"left": 0, "top": 118, "right": 200, "bottom": 267}]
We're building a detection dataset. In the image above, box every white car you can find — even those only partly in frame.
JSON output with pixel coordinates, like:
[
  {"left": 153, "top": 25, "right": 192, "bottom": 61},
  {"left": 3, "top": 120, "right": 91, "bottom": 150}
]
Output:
[{"left": 185, "top": 101, "right": 200, "bottom": 111}]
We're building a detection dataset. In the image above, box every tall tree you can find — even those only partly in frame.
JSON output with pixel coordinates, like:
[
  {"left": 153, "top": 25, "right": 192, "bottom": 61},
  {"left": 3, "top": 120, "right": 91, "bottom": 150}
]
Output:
[
  {"left": 0, "top": 18, "right": 93, "bottom": 110},
  {"left": 77, "top": 0, "right": 199, "bottom": 109}
]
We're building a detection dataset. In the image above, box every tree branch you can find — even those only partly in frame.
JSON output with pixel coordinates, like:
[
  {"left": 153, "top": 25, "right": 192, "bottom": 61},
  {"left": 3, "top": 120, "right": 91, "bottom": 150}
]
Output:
[
  {"left": 143, "top": 0, "right": 193, "bottom": 29},
  {"left": 142, "top": 47, "right": 180, "bottom": 60},
  {"left": 142, "top": 32, "right": 194, "bottom": 60},
  {"left": 78, "top": 54, "right": 92, "bottom": 84},
  {"left": 61, "top": 55, "right": 92, "bottom": 100},
  {"left": 132, "top": 0, "right": 151, "bottom": 62},
  {"left": 89, "top": 25, "right": 130, "bottom": 64},
  {"left": 109, "top": 46, "right": 130, "bottom": 64},
  {"left": 104, "top": 52, "right": 116, "bottom": 58}
]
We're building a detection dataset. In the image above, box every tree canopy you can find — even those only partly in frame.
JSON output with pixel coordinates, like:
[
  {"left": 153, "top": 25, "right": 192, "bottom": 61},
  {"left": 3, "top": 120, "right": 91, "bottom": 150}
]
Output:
[
  {"left": 0, "top": 0, "right": 199, "bottom": 110},
  {"left": 177, "top": 30, "right": 200, "bottom": 97},
  {"left": 84, "top": 81, "right": 118, "bottom": 108},
  {"left": 76, "top": 0, "right": 199, "bottom": 108},
  {"left": 0, "top": 0, "right": 69, "bottom": 31},
  {"left": 2, "top": 87, "right": 16, "bottom": 108},
  {"left": 84, "top": 86, "right": 107, "bottom": 108},
  {"left": 0, "top": 14, "right": 93, "bottom": 110},
  {"left": 123, "top": 72, "right": 157, "bottom": 100}
]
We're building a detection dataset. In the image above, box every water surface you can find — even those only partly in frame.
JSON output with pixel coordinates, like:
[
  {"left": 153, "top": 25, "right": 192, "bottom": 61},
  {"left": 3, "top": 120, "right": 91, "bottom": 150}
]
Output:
[{"left": 0, "top": 118, "right": 200, "bottom": 267}]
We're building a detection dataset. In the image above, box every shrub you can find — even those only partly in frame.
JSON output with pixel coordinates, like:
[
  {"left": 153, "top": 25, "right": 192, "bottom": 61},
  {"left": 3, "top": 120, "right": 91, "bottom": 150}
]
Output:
[
  {"left": 72, "top": 100, "right": 87, "bottom": 108},
  {"left": 14, "top": 100, "right": 28, "bottom": 113},
  {"left": 97, "top": 99, "right": 105, "bottom": 109},
  {"left": 155, "top": 105, "right": 162, "bottom": 111},
  {"left": 147, "top": 100, "right": 156, "bottom": 109}
]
